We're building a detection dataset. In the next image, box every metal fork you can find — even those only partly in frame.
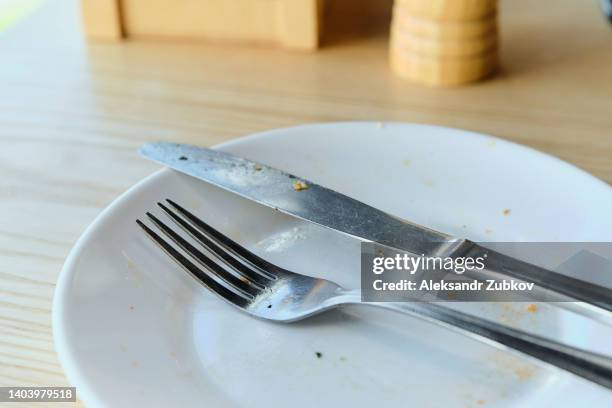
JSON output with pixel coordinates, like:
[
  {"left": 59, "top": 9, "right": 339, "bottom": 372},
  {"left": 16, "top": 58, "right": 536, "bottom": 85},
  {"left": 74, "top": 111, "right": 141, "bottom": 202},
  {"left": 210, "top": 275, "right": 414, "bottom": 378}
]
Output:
[{"left": 137, "top": 199, "right": 612, "bottom": 390}]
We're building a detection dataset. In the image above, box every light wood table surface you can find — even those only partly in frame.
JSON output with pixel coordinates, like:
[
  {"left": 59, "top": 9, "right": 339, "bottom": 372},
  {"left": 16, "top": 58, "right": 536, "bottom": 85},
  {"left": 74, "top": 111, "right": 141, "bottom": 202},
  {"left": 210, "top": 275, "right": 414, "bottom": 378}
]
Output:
[{"left": 0, "top": 0, "right": 610, "bottom": 406}]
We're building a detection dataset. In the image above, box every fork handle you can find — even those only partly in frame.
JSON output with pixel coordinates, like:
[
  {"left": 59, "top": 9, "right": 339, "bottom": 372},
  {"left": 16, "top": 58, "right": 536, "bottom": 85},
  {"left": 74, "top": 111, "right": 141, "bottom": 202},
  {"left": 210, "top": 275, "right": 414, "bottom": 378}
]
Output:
[{"left": 356, "top": 300, "right": 612, "bottom": 389}]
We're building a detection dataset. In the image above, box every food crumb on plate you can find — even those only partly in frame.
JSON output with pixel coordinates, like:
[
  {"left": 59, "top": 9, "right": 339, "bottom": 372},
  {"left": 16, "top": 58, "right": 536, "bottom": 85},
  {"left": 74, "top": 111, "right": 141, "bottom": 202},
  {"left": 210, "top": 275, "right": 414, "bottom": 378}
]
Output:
[
  {"left": 293, "top": 180, "right": 308, "bottom": 191},
  {"left": 514, "top": 365, "right": 534, "bottom": 380},
  {"left": 477, "top": 399, "right": 486, "bottom": 405},
  {"left": 503, "top": 208, "right": 511, "bottom": 216},
  {"left": 526, "top": 304, "right": 537, "bottom": 313},
  {"left": 423, "top": 178, "right": 435, "bottom": 188},
  {"left": 128, "top": 305, "right": 135, "bottom": 310},
  {"left": 315, "top": 352, "right": 322, "bottom": 359}
]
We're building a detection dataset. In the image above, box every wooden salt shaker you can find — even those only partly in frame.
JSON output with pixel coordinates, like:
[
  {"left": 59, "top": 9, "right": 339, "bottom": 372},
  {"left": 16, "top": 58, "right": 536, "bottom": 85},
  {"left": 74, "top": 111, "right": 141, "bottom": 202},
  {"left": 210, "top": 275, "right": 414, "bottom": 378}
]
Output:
[{"left": 390, "top": 0, "right": 498, "bottom": 86}]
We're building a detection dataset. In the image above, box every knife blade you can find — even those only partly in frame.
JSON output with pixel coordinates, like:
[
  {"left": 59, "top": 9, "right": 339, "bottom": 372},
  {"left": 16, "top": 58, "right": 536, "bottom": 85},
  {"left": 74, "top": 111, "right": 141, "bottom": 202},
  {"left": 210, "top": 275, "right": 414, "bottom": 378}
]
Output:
[
  {"left": 139, "top": 141, "right": 463, "bottom": 257},
  {"left": 139, "top": 141, "right": 612, "bottom": 313}
]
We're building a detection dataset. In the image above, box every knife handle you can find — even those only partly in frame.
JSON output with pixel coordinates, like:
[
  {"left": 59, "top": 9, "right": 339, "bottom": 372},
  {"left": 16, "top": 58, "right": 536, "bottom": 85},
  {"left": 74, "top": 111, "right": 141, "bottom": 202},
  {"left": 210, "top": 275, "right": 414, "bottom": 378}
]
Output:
[{"left": 463, "top": 243, "right": 612, "bottom": 313}]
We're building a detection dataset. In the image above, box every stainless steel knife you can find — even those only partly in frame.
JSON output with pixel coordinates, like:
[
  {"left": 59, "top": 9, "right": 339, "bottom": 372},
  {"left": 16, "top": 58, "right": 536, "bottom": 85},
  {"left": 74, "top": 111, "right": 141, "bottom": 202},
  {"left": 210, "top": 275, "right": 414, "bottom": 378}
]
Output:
[{"left": 139, "top": 142, "right": 612, "bottom": 313}]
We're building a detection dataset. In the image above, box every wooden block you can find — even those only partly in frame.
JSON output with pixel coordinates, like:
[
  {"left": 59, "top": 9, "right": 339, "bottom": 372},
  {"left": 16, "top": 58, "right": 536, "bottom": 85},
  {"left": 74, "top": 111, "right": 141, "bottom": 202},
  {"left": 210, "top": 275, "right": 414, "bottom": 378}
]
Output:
[
  {"left": 393, "top": 8, "right": 497, "bottom": 39},
  {"left": 390, "top": 47, "right": 497, "bottom": 86},
  {"left": 278, "top": 0, "right": 322, "bottom": 50},
  {"left": 81, "top": 0, "right": 322, "bottom": 50},
  {"left": 80, "top": 0, "right": 123, "bottom": 40},
  {"left": 121, "top": 0, "right": 279, "bottom": 43},
  {"left": 394, "top": 0, "right": 497, "bottom": 21},
  {"left": 390, "top": 24, "right": 497, "bottom": 57}
]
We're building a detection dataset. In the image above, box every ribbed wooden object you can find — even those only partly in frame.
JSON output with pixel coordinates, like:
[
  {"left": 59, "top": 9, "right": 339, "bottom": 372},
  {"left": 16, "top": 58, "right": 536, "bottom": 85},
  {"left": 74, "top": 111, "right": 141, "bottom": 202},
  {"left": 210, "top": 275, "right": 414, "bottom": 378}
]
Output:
[{"left": 390, "top": 0, "right": 498, "bottom": 86}]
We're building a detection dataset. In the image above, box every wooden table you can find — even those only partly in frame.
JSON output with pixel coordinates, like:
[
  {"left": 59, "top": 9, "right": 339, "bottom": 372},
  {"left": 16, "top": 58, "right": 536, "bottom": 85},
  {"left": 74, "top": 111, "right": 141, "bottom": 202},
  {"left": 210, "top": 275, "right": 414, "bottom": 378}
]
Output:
[{"left": 0, "top": 0, "right": 610, "bottom": 405}]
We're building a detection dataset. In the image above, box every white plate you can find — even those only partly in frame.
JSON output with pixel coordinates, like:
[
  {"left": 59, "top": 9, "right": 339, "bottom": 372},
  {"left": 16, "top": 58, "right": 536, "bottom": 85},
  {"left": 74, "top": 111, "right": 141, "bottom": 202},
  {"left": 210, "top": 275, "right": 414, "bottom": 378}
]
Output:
[{"left": 54, "top": 123, "right": 612, "bottom": 407}]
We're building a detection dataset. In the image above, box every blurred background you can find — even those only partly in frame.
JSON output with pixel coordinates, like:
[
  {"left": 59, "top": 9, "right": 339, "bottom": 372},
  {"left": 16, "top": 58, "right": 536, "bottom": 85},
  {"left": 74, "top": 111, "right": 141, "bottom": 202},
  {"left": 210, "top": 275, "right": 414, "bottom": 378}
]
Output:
[{"left": 1, "top": 0, "right": 610, "bottom": 188}]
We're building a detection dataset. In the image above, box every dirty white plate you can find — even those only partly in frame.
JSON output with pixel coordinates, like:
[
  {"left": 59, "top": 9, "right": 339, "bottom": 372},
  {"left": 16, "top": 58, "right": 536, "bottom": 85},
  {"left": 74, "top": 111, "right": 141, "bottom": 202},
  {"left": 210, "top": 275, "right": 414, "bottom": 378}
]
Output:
[{"left": 54, "top": 123, "right": 612, "bottom": 407}]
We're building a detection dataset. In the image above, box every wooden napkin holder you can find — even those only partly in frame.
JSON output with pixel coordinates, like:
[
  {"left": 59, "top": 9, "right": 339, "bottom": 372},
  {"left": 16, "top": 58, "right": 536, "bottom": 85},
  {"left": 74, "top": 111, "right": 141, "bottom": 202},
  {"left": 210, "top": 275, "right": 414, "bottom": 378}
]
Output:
[{"left": 80, "top": 0, "right": 323, "bottom": 50}]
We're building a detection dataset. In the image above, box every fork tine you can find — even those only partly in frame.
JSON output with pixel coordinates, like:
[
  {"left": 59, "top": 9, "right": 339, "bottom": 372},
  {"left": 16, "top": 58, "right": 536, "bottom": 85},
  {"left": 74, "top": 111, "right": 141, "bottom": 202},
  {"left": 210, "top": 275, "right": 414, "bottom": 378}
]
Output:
[
  {"left": 166, "top": 199, "right": 280, "bottom": 279},
  {"left": 157, "top": 202, "right": 271, "bottom": 288},
  {"left": 136, "top": 219, "right": 249, "bottom": 307},
  {"left": 145, "top": 213, "right": 259, "bottom": 299}
]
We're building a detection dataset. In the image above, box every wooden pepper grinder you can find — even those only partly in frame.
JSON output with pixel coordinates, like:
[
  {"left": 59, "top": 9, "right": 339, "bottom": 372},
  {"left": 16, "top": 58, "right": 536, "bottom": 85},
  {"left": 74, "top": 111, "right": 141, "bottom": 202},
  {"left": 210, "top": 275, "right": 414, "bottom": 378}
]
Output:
[{"left": 390, "top": 0, "right": 498, "bottom": 86}]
